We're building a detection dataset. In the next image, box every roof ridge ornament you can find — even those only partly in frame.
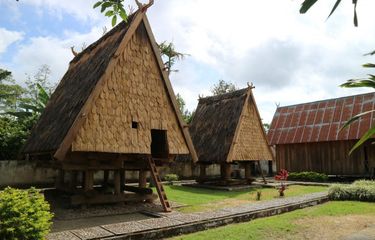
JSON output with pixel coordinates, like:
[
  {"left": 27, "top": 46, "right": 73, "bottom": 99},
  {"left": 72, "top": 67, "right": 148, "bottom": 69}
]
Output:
[
  {"left": 247, "top": 82, "right": 255, "bottom": 89},
  {"left": 135, "top": 0, "right": 154, "bottom": 12}
]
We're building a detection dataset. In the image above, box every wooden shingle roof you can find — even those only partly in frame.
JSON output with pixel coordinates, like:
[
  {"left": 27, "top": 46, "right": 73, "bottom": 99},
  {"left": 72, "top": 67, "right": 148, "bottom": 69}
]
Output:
[
  {"left": 22, "top": 10, "right": 197, "bottom": 161},
  {"left": 189, "top": 87, "right": 273, "bottom": 163},
  {"left": 267, "top": 92, "right": 375, "bottom": 145}
]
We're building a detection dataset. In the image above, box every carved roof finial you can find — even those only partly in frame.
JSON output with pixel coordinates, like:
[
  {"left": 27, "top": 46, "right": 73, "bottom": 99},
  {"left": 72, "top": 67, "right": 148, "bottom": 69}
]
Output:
[{"left": 135, "top": 0, "right": 154, "bottom": 12}]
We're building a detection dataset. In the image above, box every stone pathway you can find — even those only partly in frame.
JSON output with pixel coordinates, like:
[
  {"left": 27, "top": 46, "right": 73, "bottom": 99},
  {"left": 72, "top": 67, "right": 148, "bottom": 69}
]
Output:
[{"left": 48, "top": 191, "right": 328, "bottom": 240}]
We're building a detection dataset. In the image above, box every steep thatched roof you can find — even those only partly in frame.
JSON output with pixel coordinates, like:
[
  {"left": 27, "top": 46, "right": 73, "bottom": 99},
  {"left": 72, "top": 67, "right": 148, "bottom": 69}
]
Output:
[
  {"left": 22, "top": 11, "right": 197, "bottom": 161},
  {"left": 189, "top": 88, "right": 248, "bottom": 164},
  {"left": 22, "top": 15, "right": 135, "bottom": 154}
]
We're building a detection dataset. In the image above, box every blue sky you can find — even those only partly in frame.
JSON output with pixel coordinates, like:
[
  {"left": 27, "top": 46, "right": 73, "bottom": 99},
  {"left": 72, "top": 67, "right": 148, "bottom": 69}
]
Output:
[{"left": 1, "top": 0, "right": 375, "bottom": 123}]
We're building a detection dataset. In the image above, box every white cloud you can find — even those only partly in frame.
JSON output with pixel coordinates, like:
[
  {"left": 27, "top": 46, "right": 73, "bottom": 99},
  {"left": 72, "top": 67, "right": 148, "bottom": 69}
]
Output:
[
  {"left": 0, "top": 28, "right": 24, "bottom": 54},
  {"left": 146, "top": 0, "right": 375, "bottom": 122},
  {"left": 2, "top": 0, "right": 375, "bottom": 124},
  {"left": 4, "top": 26, "right": 108, "bottom": 86}
]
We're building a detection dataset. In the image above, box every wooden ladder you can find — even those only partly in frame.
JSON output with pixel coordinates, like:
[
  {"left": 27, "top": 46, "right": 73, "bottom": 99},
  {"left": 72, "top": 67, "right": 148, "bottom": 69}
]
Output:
[{"left": 147, "top": 157, "right": 171, "bottom": 212}]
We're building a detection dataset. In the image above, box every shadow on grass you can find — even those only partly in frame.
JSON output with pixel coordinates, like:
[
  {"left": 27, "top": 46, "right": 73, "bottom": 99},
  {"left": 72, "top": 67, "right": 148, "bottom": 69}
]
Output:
[{"left": 167, "top": 185, "right": 260, "bottom": 198}]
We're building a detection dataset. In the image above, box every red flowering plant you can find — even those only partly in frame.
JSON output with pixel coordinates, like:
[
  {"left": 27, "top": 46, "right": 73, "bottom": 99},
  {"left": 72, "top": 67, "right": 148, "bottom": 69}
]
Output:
[{"left": 274, "top": 169, "right": 289, "bottom": 197}]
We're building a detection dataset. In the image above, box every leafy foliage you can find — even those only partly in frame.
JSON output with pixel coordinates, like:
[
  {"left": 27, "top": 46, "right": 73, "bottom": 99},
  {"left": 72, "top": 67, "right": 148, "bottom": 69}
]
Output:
[
  {"left": 0, "top": 187, "right": 53, "bottom": 240},
  {"left": 274, "top": 169, "right": 289, "bottom": 197},
  {"left": 0, "top": 69, "right": 25, "bottom": 113},
  {"left": 288, "top": 171, "right": 328, "bottom": 182},
  {"left": 176, "top": 93, "right": 194, "bottom": 124},
  {"left": 0, "top": 66, "right": 53, "bottom": 160},
  {"left": 164, "top": 174, "right": 179, "bottom": 184},
  {"left": 211, "top": 79, "right": 237, "bottom": 96},
  {"left": 328, "top": 180, "right": 375, "bottom": 202},
  {"left": 300, "top": 0, "right": 359, "bottom": 26},
  {"left": 158, "top": 41, "right": 187, "bottom": 75},
  {"left": 93, "top": 0, "right": 128, "bottom": 27}
]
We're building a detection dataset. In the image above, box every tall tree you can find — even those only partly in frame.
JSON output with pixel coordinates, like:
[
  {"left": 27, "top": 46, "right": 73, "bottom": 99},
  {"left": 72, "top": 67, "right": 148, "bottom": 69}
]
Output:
[
  {"left": 0, "top": 69, "right": 25, "bottom": 112},
  {"left": 211, "top": 79, "right": 237, "bottom": 96}
]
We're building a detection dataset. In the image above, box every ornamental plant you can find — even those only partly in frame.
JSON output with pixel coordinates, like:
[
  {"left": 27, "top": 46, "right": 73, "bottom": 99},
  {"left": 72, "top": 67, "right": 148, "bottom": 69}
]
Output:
[
  {"left": 0, "top": 187, "right": 53, "bottom": 240},
  {"left": 275, "top": 169, "right": 289, "bottom": 197}
]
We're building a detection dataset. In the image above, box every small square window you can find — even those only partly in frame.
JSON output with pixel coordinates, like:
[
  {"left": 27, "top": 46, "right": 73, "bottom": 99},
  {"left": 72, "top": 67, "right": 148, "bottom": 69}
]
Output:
[{"left": 132, "top": 121, "right": 138, "bottom": 129}]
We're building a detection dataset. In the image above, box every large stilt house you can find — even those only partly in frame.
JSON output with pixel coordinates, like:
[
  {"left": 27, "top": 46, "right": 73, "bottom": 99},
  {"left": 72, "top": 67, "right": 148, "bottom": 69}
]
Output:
[{"left": 22, "top": 5, "right": 197, "bottom": 211}]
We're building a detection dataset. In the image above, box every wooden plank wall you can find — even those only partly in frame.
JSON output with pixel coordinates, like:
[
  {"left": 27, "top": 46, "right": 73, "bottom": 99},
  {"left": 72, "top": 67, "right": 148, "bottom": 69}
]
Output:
[
  {"left": 275, "top": 140, "right": 374, "bottom": 175},
  {"left": 72, "top": 23, "right": 189, "bottom": 155}
]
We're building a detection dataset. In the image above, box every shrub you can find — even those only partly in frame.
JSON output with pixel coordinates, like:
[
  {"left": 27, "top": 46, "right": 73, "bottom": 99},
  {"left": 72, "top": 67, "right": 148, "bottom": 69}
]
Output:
[
  {"left": 164, "top": 174, "right": 179, "bottom": 184},
  {"left": 0, "top": 187, "right": 53, "bottom": 240},
  {"left": 288, "top": 171, "right": 328, "bottom": 182},
  {"left": 328, "top": 180, "right": 375, "bottom": 202}
]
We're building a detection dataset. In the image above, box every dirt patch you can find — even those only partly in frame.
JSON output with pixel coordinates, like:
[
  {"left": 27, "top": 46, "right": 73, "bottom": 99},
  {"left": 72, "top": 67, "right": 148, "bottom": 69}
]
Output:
[{"left": 291, "top": 215, "right": 375, "bottom": 240}]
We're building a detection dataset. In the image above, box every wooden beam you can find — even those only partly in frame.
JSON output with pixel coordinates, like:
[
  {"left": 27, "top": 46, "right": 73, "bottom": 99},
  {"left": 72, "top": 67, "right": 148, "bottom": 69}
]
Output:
[
  {"left": 124, "top": 185, "right": 152, "bottom": 195},
  {"left": 221, "top": 163, "right": 231, "bottom": 181},
  {"left": 71, "top": 193, "right": 158, "bottom": 206}
]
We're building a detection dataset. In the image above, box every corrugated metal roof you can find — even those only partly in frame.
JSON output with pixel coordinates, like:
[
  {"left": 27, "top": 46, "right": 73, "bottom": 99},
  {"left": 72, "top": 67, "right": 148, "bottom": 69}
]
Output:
[{"left": 267, "top": 92, "right": 375, "bottom": 145}]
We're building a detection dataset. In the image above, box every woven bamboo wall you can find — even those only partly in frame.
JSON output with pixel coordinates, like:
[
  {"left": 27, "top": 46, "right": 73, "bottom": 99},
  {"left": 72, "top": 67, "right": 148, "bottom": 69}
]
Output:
[
  {"left": 232, "top": 99, "right": 273, "bottom": 161},
  {"left": 72, "top": 23, "right": 189, "bottom": 155}
]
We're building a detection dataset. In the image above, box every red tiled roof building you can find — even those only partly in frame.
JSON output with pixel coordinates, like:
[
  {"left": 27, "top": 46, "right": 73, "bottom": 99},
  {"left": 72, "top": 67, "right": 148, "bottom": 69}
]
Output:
[{"left": 267, "top": 92, "right": 375, "bottom": 176}]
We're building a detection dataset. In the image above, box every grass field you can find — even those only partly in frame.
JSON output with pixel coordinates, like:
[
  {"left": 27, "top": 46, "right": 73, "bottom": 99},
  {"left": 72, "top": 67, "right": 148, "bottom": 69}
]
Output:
[
  {"left": 169, "top": 201, "right": 375, "bottom": 240},
  {"left": 162, "top": 185, "right": 328, "bottom": 213}
]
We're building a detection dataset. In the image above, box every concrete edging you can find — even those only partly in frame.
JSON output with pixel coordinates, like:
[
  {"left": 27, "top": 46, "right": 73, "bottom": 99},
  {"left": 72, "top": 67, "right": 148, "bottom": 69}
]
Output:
[{"left": 101, "top": 195, "right": 328, "bottom": 240}]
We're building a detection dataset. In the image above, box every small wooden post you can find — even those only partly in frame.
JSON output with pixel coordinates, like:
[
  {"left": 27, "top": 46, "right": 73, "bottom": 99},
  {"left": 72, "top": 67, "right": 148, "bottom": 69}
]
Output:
[
  {"left": 199, "top": 164, "right": 206, "bottom": 182},
  {"left": 114, "top": 170, "right": 121, "bottom": 195},
  {"left": 244, "top": 162, "right": 252, "bottom": 183},
  {"left": 120, "top": 170, "right": 125, "bottom": 190},
  {"left": 139, "top": 170, "right": 147, "bottom": 188},
  {"left": 221, "top": 163, "right": 231, "bottom": 181},
  {"left": 56, "top": 169, "right": 65, "bottom": 190},
  {"left": 84, "top": 170, "right": 94, "bottom": 192},
  {"left": 69, "top": 171, "right": 78, "bottom": 191},
  {"left": 103, "top": 170, "right": 109, "bottom": 187}
]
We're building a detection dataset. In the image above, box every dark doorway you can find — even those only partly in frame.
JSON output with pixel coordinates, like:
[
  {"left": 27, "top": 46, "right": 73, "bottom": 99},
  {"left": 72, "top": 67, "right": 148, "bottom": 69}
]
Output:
[{"left": 151, "top": 130, "right": 169, "bottom": 158}]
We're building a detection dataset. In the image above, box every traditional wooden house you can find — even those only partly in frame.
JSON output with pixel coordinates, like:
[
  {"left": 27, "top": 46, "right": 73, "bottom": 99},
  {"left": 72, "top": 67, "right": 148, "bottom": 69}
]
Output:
[
  {"left": 189, "top": 86, "right": 273, "bottom": 184},
  {"left": 22, "top": 4, "right": 197, "bottom": 211},
  {"left": 267, "top": 92, "right": 375, "bottom": 176}
]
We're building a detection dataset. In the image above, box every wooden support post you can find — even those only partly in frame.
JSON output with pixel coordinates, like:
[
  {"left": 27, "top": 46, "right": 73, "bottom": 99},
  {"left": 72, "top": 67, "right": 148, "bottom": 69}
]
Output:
[
  {"left": 244, "top": 162, "right": 252, "bottom": 184},
  {"left": 84, "top": 170, "right": 94, "bottom": 192},
  {"left": 120, "top": 170, "right": 125, "bottom": 190},
  {"left": 139, "top": 170, "right": 147, "bottom": 188},
  {"left": 199, "top": 164, "right": 206, "bottom": 179},
  {"left": 103, "top": 170, "right": 109, "bottom": 187},
  {"left": 221, "top": 163, "right": 231, "bottom": 181},
  {"left": 69, "top": 171, "right": 78, "bottom": 191},
  {"left": 114, "top": 170, "right": 121, "bottom": 195},
  {"left": 257, "top": 161, "right": 267, "bottom": 184},
  {"left": 56, "top": 169, "right": 65, "bottom": 190}
]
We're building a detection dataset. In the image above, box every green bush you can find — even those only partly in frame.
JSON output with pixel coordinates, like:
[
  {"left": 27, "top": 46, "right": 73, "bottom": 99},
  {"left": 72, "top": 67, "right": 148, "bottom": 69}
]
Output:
[
  {"left": 164, "top": 174, "right": 179, "bottom": 184},
  {"left": 0, "top": 187, "right": 53, "bottom": 240},
  {"left": 288, "top": 171, "right": 328, "bottom": 182},
  {"left": 328, "top": 180, "right": 375, "bottom": 202}
]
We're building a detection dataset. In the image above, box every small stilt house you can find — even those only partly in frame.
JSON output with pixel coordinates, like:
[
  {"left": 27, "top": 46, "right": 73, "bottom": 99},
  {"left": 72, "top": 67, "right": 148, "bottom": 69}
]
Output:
[
  {"left": 22, "top": 5, "right": 197, "bottom": 211},
  {"left": 267, "top": 92, "right": 375, "bottom": 176},
  {"left": 189, "top": 87, "right": 273, "bottom": 184}
]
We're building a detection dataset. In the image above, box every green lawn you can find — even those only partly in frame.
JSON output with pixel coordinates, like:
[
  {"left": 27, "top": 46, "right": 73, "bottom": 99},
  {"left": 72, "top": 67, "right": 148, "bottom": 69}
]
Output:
[
  {"left": 169, "top": 201, "right": 375, "bottom": 240},
  {"left": 162, "top": 185, "right": 327, "bottom": 213}
]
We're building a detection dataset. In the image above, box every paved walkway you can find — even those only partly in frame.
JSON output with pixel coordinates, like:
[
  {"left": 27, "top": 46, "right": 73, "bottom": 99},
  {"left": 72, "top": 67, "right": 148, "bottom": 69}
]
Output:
[{"left": 48, "top": 191, "right": 328, "bottom": 240}]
